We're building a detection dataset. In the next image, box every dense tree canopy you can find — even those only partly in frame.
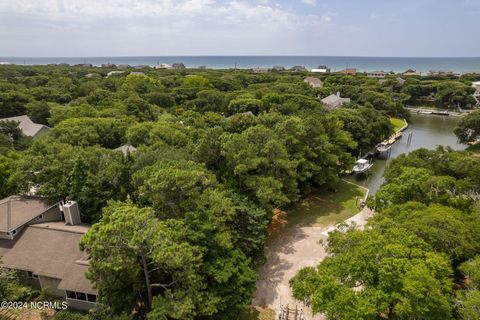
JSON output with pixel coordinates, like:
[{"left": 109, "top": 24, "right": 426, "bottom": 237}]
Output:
[
  {"left": 1, "top": 65, "right": 478, "bottom": 319},
  {"left": 291, "top": 148, "right": 480, "bottom": 320}
]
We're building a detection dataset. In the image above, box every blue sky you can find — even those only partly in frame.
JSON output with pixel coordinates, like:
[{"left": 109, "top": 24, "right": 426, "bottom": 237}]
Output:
[{"left": 0, "top": 0, "right": 478, "bottom": 57}]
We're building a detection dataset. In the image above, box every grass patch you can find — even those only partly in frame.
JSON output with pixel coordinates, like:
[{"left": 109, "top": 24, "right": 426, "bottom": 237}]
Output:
[
  {"left": 390, "top": 118, "right": 407, "bottom": 132},
  {"left": 285, "top": 180, "right": 366, "bottom": 228},
  {"left": 237, "top": 307, "right": 275, "bottom": 320}
]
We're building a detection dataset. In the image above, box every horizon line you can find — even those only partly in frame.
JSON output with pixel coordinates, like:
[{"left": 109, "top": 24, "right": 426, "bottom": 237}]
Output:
[{"left": 2, "top": 55, "right": 480, "bottom": 59}]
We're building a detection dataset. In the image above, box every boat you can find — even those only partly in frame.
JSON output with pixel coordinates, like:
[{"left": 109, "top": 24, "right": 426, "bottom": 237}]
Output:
[
  {"left": 418, "top": 110, "right": 433, "bottom": 115},
  {"left": 376, "top": 142, "right": 391, "bottom": 152},
  {"left": 432, "top": 111, "right": 450, "bottom": 116},
  {"left": 376, "top": 142, "right": 392, "bottom": 159},
  {"left": 352, "top": 159, "right": 373, "bottom": 174}
]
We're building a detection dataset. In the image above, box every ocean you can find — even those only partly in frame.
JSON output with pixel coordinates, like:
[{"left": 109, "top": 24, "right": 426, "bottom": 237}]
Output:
[{"left": 1, "top": 56, "right": 480, "bottom": 74}]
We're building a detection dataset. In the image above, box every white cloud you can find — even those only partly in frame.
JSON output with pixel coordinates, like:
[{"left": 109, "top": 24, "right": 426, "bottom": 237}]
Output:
[
  {"left": 0, "top": 0, "right": 344, "bottom": 56},
  {"left": 320, "top": 11, "right": 337, "bottom": 23},
  {"left": 301, "top": 0, "right": 317, "bottom": 6}
]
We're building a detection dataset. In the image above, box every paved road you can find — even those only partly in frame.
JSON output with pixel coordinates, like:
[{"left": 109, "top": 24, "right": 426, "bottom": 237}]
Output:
[{"left": 252, "top": 207, "right": 374, "bottom": 320}]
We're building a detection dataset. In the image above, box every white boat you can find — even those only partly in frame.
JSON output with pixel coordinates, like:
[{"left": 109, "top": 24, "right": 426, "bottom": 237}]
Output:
[
  {"left": 376, "top": 142, "right": 392, "bottom": 159},
  {"left": 376, "top": 142, "right": 391, "bottom": 153},
  {"left": 352, "top": 159, "right": 373, "bottom": 174},
  {"left": 418, "top": 110, "right": 433, "bottom": 115}
]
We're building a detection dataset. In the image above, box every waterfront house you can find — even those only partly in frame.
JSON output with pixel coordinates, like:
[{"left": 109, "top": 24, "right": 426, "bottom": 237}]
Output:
[
  {"left": 0, "top": 115, "right": 50, "bottom": 138},
  {"left": 367, "top": 70, "right": 387, "bottom": 78},
  {"left": 339, "top": 68, "right": 357, "bottom": 75},
  {"left": 272, "top": 66, "right": 285, "bottom": 72},
  {"left": 0, "top": 197, "right": 96, "bottom": 311},
  {"left": 304, "top": 77, "right": 323, "bottom": 88},
  {"left": 321, "top": 92, "right": 351, "bottom": 109},
  {"left": 311, "top": 65, "right": 330, "bottom": 73},
  {"left": 403, "top": 69, "right": 420, "bottom": 76},
  {"left": 290, "top": 66, "right": 308, "bottom": 72},
  {"left": 253, "top": 67, "right": 270, "bottom": 73},
  {"left": 172, "top": 63, "right": 186, "bottom": 69},
  {"left": 101, "top": 63, "right": 116, "bottom": 68},
  {"left": 155, "top": 63, "right": 172, "bottom": 69},
  {"left": 427, "top": 70, "right": 455, "bottom": 76},
  {"left": 74, "top": 64, "right": 93, "bottom": 68},
  {"left": 118, "top": 64, "right": 131, "bottom": 69}
]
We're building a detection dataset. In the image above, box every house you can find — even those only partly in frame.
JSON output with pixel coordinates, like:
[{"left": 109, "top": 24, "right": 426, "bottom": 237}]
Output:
[
  {"left": 253, "top": 67, "right": 270, "bottom": 73},
  {"left": 428, "top": 70, "right": 455, "bottom": 76},
  {"left": 304, "top": 76, "right": 323, "bottom": 88},
  {"left": 367, "top": 70, "right": 388, "bottom": 78},
  {"left": 118, "top": 64, "right": 131, "bottom": 69},
  {"left": 339, "top": 68, "right": 357, "bottom": 75},
  {"left": 0, "top": 197, "right": 96, "bottom": 311},
  {"left": 311, "top": 65, "right": 330, "bottom": 73},
  {"left": 130, "top": 71, "right": 145, "bottom": 76},
  {"left": 172, "top": 63, "right": 186, "bottom": 70},
  {"left": 74, "top": 64, "right": 93, "bottom": 68},
  {"left": 0, "top": 115, "right": 50, "bottom": 138},
  {"left": 320, "top": 92, "right": 351, "bottom": 109},
  {"left": 155, "top": 63, "right": 172, "bottom": 69},
  {"left": 106, "top": 71, "right": 125, "bottom": 78},
  {"left": 114, "top": 144, "right": 137, "bottom": 155},
  {"left": 101, "top": 63, "right": 116, "bottom": 68},
  {"left": 290, "top": 66, "right": 308, "bottom": 72},
  {"left": 272, "top": 66, "right": 285, "bottom": 72},
  {"left": 403, "top": 69, "right": 420, "bottom": 76}
]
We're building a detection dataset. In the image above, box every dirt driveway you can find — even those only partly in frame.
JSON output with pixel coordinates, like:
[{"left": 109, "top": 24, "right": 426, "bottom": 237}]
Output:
[{"left": 252, "top": 207, "right": 374, "bottom": 319}]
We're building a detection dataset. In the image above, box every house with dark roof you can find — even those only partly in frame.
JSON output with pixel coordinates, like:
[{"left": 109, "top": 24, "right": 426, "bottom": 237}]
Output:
[
  {"left": 403, "top": 69, "right": 420, "bottom": 76},
  {"left": 0, "top": 197, "right": 96, "bottom": 311},
  {"left": 172, "top": 63, "right": 186, "bottom": 69},
  {"left": 0, "top": 115, "right": 50, "bottom": 138}
]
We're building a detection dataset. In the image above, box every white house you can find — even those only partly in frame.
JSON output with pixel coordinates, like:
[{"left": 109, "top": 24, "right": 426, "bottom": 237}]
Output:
[{"left": 311, "top": 65, "right": 330, "bottom": 73}]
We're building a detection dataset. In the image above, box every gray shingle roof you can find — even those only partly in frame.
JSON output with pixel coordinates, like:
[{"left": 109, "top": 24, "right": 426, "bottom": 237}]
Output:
[
  {"left": 0, "top": 115, "right": 50, "bottom": 137},
  {"left": 0, "top": 196, "right": 51, "bottom": 233},
  {"left": 0, "top": 222, "right": 95, "bottom": 294}
]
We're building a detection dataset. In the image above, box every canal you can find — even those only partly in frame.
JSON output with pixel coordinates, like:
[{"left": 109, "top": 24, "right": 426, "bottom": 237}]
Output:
[{"left": 347, "top": 112, "right": 467, "bottom": 194}]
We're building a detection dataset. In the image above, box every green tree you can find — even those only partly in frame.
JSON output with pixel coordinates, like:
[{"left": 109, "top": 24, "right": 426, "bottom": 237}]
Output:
[
  {"left": 455, "top": 109, "right": 480, "bottom": 144},
  {"left": 457, "top": 257, "right": 480, "bottom": 320},
  {"left": 290, "top": 227, "right": 453, "bottom": 320},
  {"left": 80, "top": 202, "right": 202, "bottom": 318},
  {"left": 26, "top": 101, "right": 51, "bottom": 125}
]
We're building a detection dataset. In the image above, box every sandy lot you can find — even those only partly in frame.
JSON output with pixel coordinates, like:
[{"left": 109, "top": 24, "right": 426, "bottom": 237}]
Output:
[{"left": 252, "top": 207, "right": 374, "bottom": 319}]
